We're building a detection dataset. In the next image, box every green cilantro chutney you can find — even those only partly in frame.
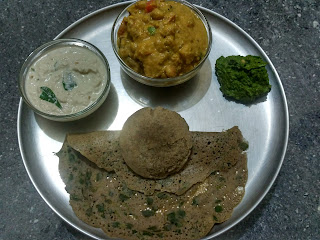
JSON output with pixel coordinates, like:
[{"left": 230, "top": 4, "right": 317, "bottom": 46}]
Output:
[{"left": 215, "top": 55, "right": 271, "bottom": 103}]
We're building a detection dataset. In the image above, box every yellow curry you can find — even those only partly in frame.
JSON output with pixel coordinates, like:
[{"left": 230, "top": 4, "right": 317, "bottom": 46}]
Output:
[{"left": 117, "top": 0, "right": 208, "bottom": 78}]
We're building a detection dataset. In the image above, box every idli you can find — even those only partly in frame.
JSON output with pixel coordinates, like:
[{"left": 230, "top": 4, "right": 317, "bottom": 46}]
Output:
[{"left": 119, "top": 107, "right": 192, "bottom": 179}]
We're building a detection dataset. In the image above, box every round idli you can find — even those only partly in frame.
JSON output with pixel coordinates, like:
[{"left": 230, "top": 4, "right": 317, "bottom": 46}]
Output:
[{"left": 119, "top": 107, "right": 192, "bottom": 179}]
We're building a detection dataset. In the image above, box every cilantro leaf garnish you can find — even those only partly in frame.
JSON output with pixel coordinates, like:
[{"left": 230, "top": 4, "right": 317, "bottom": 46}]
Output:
[{"left": 39, "top": 86, "right": 62, "bottom": 109}]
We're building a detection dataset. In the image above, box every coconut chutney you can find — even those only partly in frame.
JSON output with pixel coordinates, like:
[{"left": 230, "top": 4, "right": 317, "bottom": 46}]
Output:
[{"left": 25, "top": 45, "right": 108, "bottom": 115}]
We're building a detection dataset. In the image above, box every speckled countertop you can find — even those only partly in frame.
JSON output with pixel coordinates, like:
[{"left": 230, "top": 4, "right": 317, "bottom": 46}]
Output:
[{"left": 0, "top": 0, "right": 319, "bottom": 239}]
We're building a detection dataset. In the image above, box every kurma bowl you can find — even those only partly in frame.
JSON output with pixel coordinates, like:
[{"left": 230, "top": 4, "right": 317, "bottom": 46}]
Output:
[
  {"left": 111, "top": 0, "right": 212, "bottom": 87},
  {"left": 18, "top": 39, "right": 111, "bottom": 122}
]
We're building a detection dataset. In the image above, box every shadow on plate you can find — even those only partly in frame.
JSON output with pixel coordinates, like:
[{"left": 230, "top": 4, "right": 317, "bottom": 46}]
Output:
[
  {"left": 220, "top": 93, "right": 269, "bottom": 107},
  {"left": 35, "top": 83, "right": 119, "bottom": 142},
  {"left": 121, "top": 59, "right": 212, "bottom": 112}
]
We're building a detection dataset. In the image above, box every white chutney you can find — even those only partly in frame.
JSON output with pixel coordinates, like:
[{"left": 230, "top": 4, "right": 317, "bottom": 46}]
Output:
[{"left": 25, "top": 45, "right": 108, "bottom": 115}]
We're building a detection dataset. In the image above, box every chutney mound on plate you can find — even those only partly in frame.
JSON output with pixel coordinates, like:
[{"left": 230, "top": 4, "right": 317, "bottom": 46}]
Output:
[{"left": 215, "top": 55, "right": 271, "bottom": 103}]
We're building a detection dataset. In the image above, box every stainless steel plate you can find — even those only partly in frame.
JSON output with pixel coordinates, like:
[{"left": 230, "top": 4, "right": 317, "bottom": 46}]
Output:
[{"left": 17, "top": 2, "right": 289, "bottom": 239}]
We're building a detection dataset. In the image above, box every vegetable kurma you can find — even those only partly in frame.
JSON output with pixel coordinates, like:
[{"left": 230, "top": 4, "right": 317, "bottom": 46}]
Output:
[{"left": 117, "top": 0, "right": 208, "bottom": 78}]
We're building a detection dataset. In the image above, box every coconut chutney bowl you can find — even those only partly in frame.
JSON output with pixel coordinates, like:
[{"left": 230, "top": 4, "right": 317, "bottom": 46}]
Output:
[
  {"left": 111, "top": 0, "right": 212, "bottom": 87},
  {"left": 18, "top": 39, "right": 111, "bottom": 122}
]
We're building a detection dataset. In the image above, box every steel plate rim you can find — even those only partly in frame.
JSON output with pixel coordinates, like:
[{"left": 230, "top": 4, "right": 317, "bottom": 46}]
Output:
[
  {"left": 17, "top": 1, "right": 289, "bottom": 239},
  {"left": 54, "top": 1, "right": 132, "bottom": 40},
  {"left": 198, "top": 6, "right": 290, "bottom": 239},
  {"left": 17, "top": 99, "right": 101, "bottom": 239}
]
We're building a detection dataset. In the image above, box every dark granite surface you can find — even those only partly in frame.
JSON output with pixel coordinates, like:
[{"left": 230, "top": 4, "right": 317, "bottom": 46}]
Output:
[{"left": 0, "top": 0, "right": 319, "bottom": 239}]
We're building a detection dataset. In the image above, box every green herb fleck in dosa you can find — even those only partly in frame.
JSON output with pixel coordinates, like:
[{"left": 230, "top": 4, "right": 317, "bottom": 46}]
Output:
[
  {"left": 142, "top": 209, "right": 155, "bottom": 217},
  {"left": 215, "top": 205, "right": 223, "bottom": 213}
]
